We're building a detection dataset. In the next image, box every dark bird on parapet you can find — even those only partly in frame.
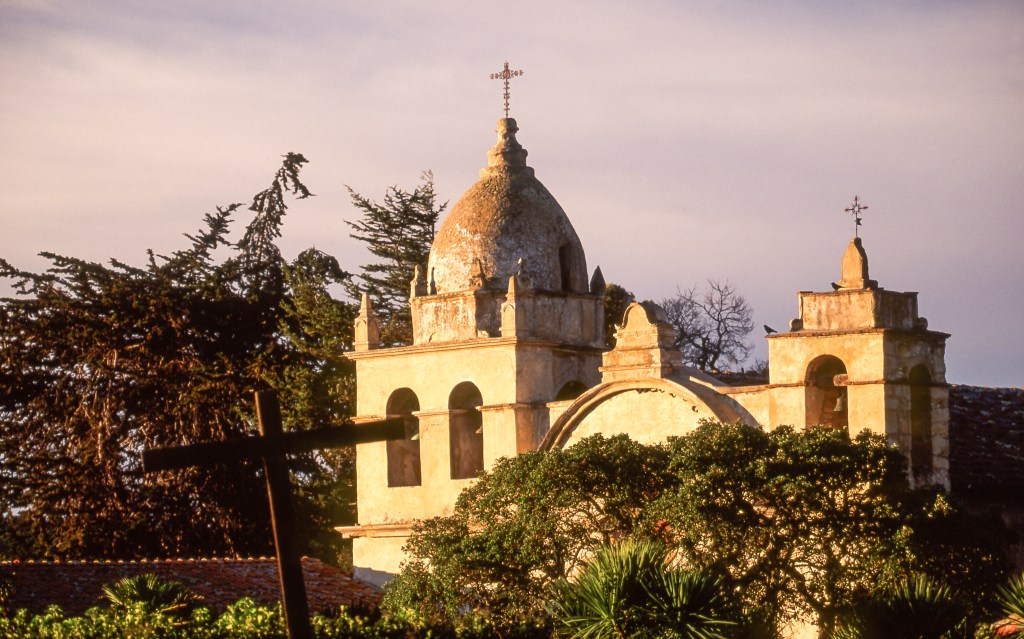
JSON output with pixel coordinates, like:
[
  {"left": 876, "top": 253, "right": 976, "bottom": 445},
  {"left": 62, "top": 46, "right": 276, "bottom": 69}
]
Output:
[
  {"left": 764, "top": 325, "right": 778, "bottom": 335},
  {"left": 831, "top": 282, "right": 842, "bottom": 290}
]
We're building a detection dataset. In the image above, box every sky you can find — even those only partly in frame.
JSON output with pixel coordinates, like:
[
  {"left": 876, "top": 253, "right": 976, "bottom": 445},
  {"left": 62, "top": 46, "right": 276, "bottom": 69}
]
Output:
[{"left": 1, "top": 1, "right": 1022, "bottom": 386}]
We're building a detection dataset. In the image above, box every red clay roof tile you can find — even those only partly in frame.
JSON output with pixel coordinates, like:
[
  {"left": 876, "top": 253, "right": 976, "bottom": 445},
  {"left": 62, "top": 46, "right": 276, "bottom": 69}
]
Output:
[{"left": 0, "top": 556, "right": 381, "bottom": 616}]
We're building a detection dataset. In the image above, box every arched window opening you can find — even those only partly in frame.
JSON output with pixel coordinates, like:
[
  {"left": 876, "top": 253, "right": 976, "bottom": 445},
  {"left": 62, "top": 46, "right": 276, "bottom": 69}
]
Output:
[
  {"left": 559, "top": 244, "right": 572, "bottom": 292},
  {"left": 805, "top": 355, "right": 849, "bottom": 431},
  {"left": 909, "top": 365, "right": 933, "bottom": 481},
  {"left": 449, "top": 382, "right": 484, "bottom": 480},
  {"left": 555, "top": 380, "right": 588, "bottom": 401},
  {"left": 386, "top": 388, "right": 421, "bottom": 487}
]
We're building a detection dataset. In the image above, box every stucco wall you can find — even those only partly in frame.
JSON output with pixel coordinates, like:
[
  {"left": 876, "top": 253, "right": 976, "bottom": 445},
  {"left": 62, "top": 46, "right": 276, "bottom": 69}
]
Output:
[{"left": 559, "top": 386, "right": 709, "bottom": 447}]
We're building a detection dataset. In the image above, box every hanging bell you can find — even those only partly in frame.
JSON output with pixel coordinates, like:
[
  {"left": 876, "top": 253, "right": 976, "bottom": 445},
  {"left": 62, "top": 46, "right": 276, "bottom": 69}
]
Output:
[{"left": 833, "top": 392, "right": 847, "bottom": 413}]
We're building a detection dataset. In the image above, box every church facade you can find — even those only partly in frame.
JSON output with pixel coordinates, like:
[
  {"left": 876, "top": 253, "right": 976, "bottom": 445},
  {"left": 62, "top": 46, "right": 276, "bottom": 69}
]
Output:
[{"left": 338, "top": 117, "right": 951, "bottom": 586}]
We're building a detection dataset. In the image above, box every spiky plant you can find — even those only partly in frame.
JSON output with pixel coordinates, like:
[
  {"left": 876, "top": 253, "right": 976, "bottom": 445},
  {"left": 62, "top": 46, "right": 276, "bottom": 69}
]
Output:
[
  {"left": 101, "top": 573, "right": 204, "bottom": 619},
  {"left": 832, "top": 574, "right": 969, "bottom": 639},
  {"left": 550, "top": 538, "right": 738, "bottom": 639},
  {"left": 992, "top": 574, "right": 1024, "bottom": 638}
]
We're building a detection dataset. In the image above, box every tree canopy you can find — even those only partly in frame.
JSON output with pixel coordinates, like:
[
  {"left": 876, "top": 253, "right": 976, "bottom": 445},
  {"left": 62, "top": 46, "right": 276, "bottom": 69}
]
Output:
[
  {"left": 383, "top": 424, "right": 1010, "bottom": 637},
  {"left": 383, "top": 435, "right": 671, "bottom": 628},
  {"left": 344, "top": 172, "right": 446, "bottom": 346},
  {"left": 602, "top": 283, "right": 635, "bottom": 349},
  {"left": 660, "top": 280, "right": 754, "bottom": 371},
  {"left": 0, "top": 154, "right": 357, "bottom": 562}
]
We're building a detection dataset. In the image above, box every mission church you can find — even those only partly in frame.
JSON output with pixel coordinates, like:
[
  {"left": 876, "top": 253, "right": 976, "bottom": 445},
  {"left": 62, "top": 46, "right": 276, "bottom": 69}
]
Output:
[{"left": 337, "top": 111, "right": 952, "bottom": 586}]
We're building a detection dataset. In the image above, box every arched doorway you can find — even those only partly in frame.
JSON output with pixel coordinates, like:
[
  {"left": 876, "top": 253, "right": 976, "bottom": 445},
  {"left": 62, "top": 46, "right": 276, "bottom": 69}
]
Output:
[
  {"left": 449, "top": 382, "right": 484, "bottom": 480},
  {"left": 386, "top": 388, "right": 421, "bottom": 487},
  {"left": 805, "top": 355, "right": 849, "bottom": 430}
]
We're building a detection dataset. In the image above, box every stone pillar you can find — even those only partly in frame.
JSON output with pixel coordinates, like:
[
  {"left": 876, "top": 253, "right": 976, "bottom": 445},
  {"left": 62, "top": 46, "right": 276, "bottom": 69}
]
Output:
[{"left": 354, "top": 293, "right": 380, "bottom": 351}]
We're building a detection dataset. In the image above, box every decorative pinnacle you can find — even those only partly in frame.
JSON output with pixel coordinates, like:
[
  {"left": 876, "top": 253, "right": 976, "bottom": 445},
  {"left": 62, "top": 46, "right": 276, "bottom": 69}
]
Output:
[
  {"left": 844, "top": 196, "right": 868, "bottom": 238},
  {"left": 489, "top": 61, "right": 523, "bottom": 118}
]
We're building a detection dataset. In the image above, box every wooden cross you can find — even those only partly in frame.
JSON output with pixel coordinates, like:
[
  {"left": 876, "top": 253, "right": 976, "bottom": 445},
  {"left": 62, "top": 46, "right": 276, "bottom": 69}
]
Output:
[
  {"left": 142, "top": 390, "right": 405, "bottom": 639},
  {"left": 845, "top": 195, "right": 868, "bottom": 237},
  {"left": 489, "top": 61, "right": 524, "bottom": 118}
]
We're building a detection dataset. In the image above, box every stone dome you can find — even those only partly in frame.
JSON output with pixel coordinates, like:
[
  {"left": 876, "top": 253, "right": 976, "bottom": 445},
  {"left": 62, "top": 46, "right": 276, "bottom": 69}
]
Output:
[{"left": 427, "top": 118, "right": 588, "bottom": 295}]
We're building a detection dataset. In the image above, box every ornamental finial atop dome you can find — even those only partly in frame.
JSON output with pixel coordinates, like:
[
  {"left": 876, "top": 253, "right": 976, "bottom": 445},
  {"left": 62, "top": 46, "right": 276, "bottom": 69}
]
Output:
[{"left": 485, "top": 118, "right": 530, "bottom": 174}]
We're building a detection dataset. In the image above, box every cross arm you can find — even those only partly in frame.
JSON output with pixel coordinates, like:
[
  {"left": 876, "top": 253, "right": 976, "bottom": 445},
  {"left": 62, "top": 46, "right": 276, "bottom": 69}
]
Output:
[{"left": 142, "top": 417, "right": 407, "bottom": 473}]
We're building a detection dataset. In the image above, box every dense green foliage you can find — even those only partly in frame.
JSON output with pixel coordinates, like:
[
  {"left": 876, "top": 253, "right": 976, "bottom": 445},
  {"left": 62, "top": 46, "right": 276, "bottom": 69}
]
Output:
[
  {"left": 0, "top": 597, "right": 545, "bottom": 639},
  {"left": 602, "top": 283, "right": 635, "bottom": 348},
  {"left": 651, "top": 424, "right": 899, "bottom": 632},
  {"left": 0, "top": 154, "right": 357, "bottom": 563},
  {"left": 385, "top": 424, "right": 1012, "bottom": 637},
  {"left": 384, "top": 435, "right": 671, "bottom": 628},
  {"left": 344, "top": 172, "right": 445, "bottom": 346}
]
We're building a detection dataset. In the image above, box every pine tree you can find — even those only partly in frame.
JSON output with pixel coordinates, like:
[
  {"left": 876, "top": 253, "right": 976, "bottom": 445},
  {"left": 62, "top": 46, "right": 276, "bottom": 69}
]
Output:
[{"left": 344, "top": 171, "right": 446, "bottom": 346}]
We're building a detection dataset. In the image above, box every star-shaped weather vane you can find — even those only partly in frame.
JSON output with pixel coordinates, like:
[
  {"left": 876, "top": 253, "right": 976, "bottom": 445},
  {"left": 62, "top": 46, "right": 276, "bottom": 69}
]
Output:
[
  {"left": 845, "top": 196, "right": 868, "bottom": 238},
  {"left": 490, "top": 61, "right": 523, "bottom": 118}
]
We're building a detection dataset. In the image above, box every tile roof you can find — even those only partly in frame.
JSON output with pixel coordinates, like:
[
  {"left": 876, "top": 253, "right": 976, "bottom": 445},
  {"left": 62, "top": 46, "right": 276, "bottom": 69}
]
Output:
[
  {"left": 0, "top": 556, "right": 381, "bottom": 616},
  {"left": 708, "top": 369, "right": 769, "bottom": 386},
  {"left": 949, "top": 384, "right": 1024, "bottom": 501}
]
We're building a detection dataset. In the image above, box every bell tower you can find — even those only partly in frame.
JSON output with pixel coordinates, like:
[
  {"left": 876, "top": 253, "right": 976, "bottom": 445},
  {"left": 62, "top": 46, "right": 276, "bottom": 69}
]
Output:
[
  {"left": 340, "top": 117, "right": 606, "bottom": 585},
  {"left": 766, "top": 235, "right": 950, "bottom": 487}
]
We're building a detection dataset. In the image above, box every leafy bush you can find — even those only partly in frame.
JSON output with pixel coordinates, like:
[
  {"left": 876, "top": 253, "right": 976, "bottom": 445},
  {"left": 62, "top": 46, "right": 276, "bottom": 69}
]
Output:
[
  {"left": 0, "top": 596, "right": 548, "bottom": 639},
  {"left": 386, "top": 425, "right": 1012, "bottom": 637},
  {"left": 0, "top": 572, "right": 11, "bottom": 617},
  {"left": 0, "top": 602, "right": 207, "bottom": 639},
  {"left": 383, "top": 434, "right": 672, "bottom": 628}
]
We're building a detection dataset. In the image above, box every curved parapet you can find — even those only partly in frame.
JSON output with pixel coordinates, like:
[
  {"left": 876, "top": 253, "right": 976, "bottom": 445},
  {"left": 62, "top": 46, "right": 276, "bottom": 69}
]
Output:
[{"left": 540, "top": 376, "right": 758, "bottom": 451}]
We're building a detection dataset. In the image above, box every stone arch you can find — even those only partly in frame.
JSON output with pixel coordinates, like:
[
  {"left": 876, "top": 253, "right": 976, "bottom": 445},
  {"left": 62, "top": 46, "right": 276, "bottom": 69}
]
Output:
[
  {"left": 541, "top": 377, "right": 755, "bottom": 451},
  {"left": 386, "top": 388, "right": 421, "bottom": 487},
  {"left": 555, "top": 380, "right": 588, "bottom": 401},
  {"left": 909, "top": 364, "right": 933, "bottom": 481},
  {"left": 449, "top": 381, "right": 484, "bottom": 479},
  {"left": 805, "top": 355, "right": 849, "bottom": 430}
]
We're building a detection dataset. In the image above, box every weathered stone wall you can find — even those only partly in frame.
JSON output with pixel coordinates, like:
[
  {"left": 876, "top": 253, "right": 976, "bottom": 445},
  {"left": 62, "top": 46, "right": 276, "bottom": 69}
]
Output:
[
  {"left": 798, "top": 289, "right": 919, "bottom": 331},
  {"left": 346, "top": 336, "right": 602, "bottom": 584},
  {"left": 411, "top": 287, "right": 603, "bottom": 347},
  {"left": 558, "top": 385, "right": 708, "bottom": 446},
  {"left": 719, "top": 385, "right": 771, "bottom": 426}
]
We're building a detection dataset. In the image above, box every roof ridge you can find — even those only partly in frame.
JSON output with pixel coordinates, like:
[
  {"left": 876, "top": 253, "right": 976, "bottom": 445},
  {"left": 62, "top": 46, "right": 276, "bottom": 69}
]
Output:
[{"left": 951, "top": 383, "right": 1024, "bottom": 391}]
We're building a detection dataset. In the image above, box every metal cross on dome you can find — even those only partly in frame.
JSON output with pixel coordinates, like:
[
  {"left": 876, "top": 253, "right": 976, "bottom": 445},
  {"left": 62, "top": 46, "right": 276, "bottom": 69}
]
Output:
[
  {"left": 490, "top": 61, "right": 524, "bottom": 118},
  {"left": 845, "top": 196, "right": 869, "bottom": 237}
]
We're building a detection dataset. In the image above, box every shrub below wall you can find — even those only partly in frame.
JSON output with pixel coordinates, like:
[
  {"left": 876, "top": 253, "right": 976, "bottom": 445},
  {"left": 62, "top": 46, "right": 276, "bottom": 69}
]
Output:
[{"left": 0, "top": 598, "right": 549, "bottom": 639}]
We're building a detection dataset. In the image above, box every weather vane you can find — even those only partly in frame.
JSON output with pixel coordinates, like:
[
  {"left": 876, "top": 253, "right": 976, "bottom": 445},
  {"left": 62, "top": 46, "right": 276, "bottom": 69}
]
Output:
[
  {"left": 490, "top": 61, "right": 523, "bottom": 118},
  {"left": 845, "top": 196, "right": 868, "bottom": 238}
]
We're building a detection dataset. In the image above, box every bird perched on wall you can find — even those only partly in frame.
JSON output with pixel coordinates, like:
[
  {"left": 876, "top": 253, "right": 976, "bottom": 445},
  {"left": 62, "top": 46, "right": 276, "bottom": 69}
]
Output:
[
  {"left": 764, "top": 325, "right": 777, "bottom": 335},
  {"left": 831, "top": 282, "right": 842, "bottom": 290}
]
